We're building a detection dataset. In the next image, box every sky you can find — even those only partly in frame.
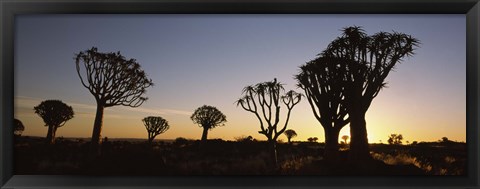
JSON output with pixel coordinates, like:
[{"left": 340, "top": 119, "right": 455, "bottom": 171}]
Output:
[{"left": 14, "top": 14, "right": 466, "bottom": 143}]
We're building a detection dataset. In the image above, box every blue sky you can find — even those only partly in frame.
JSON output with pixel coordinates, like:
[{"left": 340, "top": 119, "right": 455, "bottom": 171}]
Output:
[{"left": 14, "top": 14, "right": 466, "bottom": 143}]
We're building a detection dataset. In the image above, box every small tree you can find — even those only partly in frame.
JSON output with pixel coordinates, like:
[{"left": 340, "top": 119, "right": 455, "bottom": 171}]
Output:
[
  {"left": 14, "top": 118, "right": 25, "bottom": 136},
  {"left": 174, "top": 137, "right": 189, "bottom": 146},
  {"left": 142, "top": 116, "right": 170, "bottom": 143},
  {"left": 284, "top": 129, "right": 298, "bottom": 144},
  {"left": 190, "top": 105, "right": 227, "bottom": 141},
  {"left": 236, "top": 78, "right": 301, "bottom": 169},
  {"left": 34, "top": 100, "right": 74, "bottom": 144},
  {"left": 235, "top": 135, "right": 254, "bottom": 142},
  {"left": 387, "top": 134, "right": 403, "bottom": 145},
  {"left": 441, "top": 137, "right": 450, "bottom": 143},
  {"left": 308, "top": 137, "right": 319, "bottom": 143},
  {"left": 75, "top": 47, "right": 153, "bottom": 150},
  {"left": 341, "top": 135, "right": 349, "bottom": 144}
]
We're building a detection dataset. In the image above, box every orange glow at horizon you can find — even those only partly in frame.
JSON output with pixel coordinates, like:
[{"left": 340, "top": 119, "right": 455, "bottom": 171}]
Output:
[{"left": 15, "top": 90, "right": 467, "bottom": 144}]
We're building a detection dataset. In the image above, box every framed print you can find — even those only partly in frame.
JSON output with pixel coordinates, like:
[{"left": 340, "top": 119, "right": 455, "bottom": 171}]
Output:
[{"left": 1, "top": 0, "right": 479, "bottom": 188}]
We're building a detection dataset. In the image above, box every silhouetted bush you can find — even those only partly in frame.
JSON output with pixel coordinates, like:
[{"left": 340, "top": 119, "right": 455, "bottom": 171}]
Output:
[{"left": 173, "top": 137, "right": 189, "bottom": 146}]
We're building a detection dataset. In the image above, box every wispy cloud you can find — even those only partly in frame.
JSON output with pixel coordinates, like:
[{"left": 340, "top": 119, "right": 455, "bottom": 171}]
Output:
[
  {"left": 115, "top": 106, "right": 192, "bottom": 116},
  {"left": 15, "top": 96, "right": 191, "bottom": 117}
]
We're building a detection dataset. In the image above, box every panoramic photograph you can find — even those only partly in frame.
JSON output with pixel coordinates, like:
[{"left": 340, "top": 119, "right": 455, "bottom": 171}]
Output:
[{"left": 13, "top": 14, "right": 466, "bottom": 175}]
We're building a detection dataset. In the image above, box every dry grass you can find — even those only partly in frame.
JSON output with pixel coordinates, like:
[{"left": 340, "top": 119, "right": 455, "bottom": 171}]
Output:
[
  {"left": 370, "top": 151, "right": 466, "bottom": 175},
  {"left": 280, "top": 156, "right": 315, "bottom": 174}
]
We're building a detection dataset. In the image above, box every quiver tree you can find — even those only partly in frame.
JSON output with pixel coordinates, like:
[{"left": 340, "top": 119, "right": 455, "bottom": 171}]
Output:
[
  {"left": 34, "top": 100, "right": 74, "bottom": 144},
  {"left": 75, "top": 47, "right": 154, "bottom": 149},
  {"left": 284, "top": 129, "right": 297, "bottom": 144},
  {"left": 236, "top": 78, "right": 301, "bottom": 169},
  {"left": 14, "top": 118, "right": 25, "bottom": 136},
  {"left": 387, "top": 134, "right": 403, "bottom": 145},
  {"left": 142, "top": 116, "right": 170, "bottom": 143},
  {"left": 307, "top": 137, "right": 318, "bottom": 143},
  {"left": 296, "top": 57, "right": 350, "bottom": 161},
  {"left": 190, "top": 105, "right": 227, "bottom": 141},
  {"left": 321, "top": 26, "right": 419, "bottom": 161}
]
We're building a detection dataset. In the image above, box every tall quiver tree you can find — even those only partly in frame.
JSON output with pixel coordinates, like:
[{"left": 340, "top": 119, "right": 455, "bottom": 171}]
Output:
[
  {"left": 34, "top": 100, "right": 74, "bottom": 144},
  {"left": 190, "top": 105, "right": 227, "bottom": 141},
  {"left": 142, "top": 116, "right": 170, "bottom": 143},
  {"left": 14, "top": 118, "right": 25, "bottom": 136},
  {"left": 296, "top": 57, "right": 349, "bottom": 161},
  {"left": 75, "top": 47, "right": 153, "bottom": 150},
  {"left": 321, "top": 26, "right": 419, "bottom": 161},
  {"left": 236, "top": 78, "right": 301, "bottom": 169}
]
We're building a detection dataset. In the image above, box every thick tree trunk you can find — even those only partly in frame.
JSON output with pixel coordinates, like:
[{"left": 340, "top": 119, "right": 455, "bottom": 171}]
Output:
[
  {"left": 53, "top": 127, "right": 57, "bottom": 142},
  {"left": 148, "top": 134, "right": 154, "bottom": 143},
  {"left": 91, "top": 103, "right": 105, "bottom": 153},
  {"left": 268, "top": 139, "right": 278, "bottom": 170},
  {"left": 46, "top": 125, "right": 56, "bottom": 144},
  {"left": 201, "top": 127, "right": 208, "bottom": 142},
  {"left": 287, "top": 138, "right": 291, "bottom": 144},
  {"left": 349, "top": 111, "right": 370, "bottom": 162},
  {"left": 324, "top": 127, "right": 341, "bottom": 162}
]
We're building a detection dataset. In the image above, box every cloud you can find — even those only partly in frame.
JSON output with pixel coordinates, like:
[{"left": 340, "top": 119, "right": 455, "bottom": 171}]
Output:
[
  {"left": 65, "top": 102, "right": 97, "bottom": 110},
  {"left": 115, "top": 106, "right": 192, "bottom": 116},
  {"left": 15, "top": 96, "right": 97, "bottom": 114},
  {"left": 15, "top": 96, "right": 44, "bottom": 109},
  {"left": 14, "top": 96, "right": 191, "bottom": 117}
]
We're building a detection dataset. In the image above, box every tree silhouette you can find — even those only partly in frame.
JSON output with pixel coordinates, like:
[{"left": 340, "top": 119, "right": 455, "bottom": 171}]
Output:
[
  {"left": 34, "top": 100, "right": 74, "bottom": 144},
  {"left": 341, "top": 135, "right": 349, "bottom": 144},
  {"left": 284, "top": 129, "right": 297, "bottom": 144},
  {"left": 441, "top": 137, "right": 450, "bottom": 143},
  {"left": 307, "top": 137, "right": 319, "bottom": 143},
  {"left": 387, "top": 134, "right": 403, "bottom": 145},
  {"left": 235, "top": 135, "right": 254, "bottom": 142},
  {"left": 190, "top": 105, "right": 227, "bottom": 142},
  {"left": 142, "top": 116, "right": 170, "bottom": 143},
  {"left": 14, "top": 118, "right": 25, "bottom": 136},
  {"left": 236, "top": 78, "right": 301, "bottom": 168},
  {"left": 321, "top": 26, "right": 419, "bottom": 160},
  {"left": 296, "top": 56, "right": 350, "bottom": 161},
  {"left": 75, "top": 47, "right": 153, "bottom": 149},
  {"left": 174, "top": 137, "right": 189, "bottom": 146}
]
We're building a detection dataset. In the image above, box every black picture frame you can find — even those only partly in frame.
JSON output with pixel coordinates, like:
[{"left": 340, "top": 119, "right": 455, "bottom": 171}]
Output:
[{"left": 1, "top": 0, "right": 479, "bottom": 188}]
